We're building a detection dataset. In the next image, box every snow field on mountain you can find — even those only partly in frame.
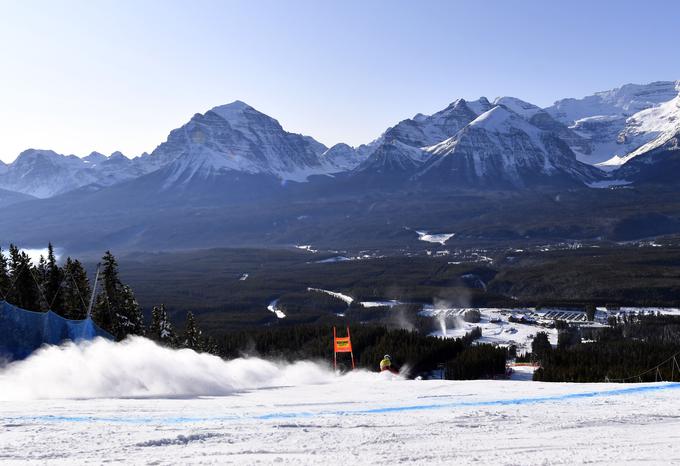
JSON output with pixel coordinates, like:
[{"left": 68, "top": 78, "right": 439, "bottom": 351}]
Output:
[{"left": 1, "top": 338, "right": 679, "bottom": 464}]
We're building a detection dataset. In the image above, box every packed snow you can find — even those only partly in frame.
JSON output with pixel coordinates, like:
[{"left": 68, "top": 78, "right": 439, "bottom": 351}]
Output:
[{"left": 1, "top": 338, "right": 680, "bottom": 464}]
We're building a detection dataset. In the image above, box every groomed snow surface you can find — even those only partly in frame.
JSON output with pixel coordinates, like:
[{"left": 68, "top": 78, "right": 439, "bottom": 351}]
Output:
[{"left": 1, "top": 338, "right": 680, "bottom": 464}]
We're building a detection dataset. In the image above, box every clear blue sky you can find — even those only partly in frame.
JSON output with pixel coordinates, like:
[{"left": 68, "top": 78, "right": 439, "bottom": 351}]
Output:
[{"left": 1, "top": 0, "right": 679, "bottom": 162}]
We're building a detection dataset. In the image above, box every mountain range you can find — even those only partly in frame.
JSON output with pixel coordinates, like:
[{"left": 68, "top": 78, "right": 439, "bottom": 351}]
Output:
[{"left": 1, "top": 80, "right": 680, "bottom": 254}]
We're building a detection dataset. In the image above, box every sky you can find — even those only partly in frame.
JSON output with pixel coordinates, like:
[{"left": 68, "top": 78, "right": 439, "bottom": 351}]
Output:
[{"left": 1, "top": 0, "right": 679, "bottom": 163}]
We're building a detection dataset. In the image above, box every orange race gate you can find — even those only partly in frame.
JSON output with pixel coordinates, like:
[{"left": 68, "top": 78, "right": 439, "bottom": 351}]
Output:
[{"left": 333, "top": 326, "right": 355, "bottom": 370}]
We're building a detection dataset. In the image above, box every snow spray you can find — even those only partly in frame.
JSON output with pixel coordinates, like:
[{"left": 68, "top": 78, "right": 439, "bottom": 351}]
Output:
[{"left": 0, "top": 337, "right": 339, "bottom": 400}]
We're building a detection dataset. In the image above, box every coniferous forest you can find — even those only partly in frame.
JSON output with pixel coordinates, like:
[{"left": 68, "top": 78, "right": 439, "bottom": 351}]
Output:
[
  {"left": 534, "top": 315, "right": 680, "bottom": 382},
  {"left": 3, "top": 244, "right": 680, "bottom": 382}
]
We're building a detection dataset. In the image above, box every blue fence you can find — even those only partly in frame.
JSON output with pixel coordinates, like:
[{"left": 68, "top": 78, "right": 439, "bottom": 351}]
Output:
[{"left": 0, "top": 300, "right": 113, "bottom": 361}]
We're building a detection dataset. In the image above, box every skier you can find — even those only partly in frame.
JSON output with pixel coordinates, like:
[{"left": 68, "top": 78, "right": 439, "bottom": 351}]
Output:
[{"left": 379, "top": 354, "right": 398, "bottom": 374}]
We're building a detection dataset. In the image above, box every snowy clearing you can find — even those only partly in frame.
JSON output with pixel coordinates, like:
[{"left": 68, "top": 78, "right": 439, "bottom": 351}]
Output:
[
  {"left": 416, "top": 230, "right": 455, "bottom": 245},
  {"left": 267, "top": 299, "right": 286, "bottom": 318},
  {"left": 1, "top": 338, "right": 679, "bottom": 464}
]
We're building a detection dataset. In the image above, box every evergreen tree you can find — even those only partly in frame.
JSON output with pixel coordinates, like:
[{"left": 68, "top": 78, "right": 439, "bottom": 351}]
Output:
[
  {"left": 204, "top": 336, "right": 220, "bottom": 356},
  {"left": 35, "top": 255, "right": 49, "bottom": 310},
  {"left": 585, "top": 304, "right": 597, "bottom": 322},
  {"left": 117, "top": 285, "right": 145, "bottom": 338},
  {"left": 183, "top": 311, "right": 203, "bottom": 351},
  {"left": 6, "top": 245, "right": 41, "bottom": 310},
  {"left": 61, "top": 258, "right": 91, "bottom": 320},
  {"left": 531, "top": 331, "right": 552, "bottom": 362},
  {"left": 0, "top": 247, "right": 10, "bottom": 299},
  {"left": 93, "top": 251, "right": 145, "bottom": 339},
  {"left": 149, "top": 304, "right": 176, "bottom": 346},
  {"left": 45, "top": 243, "right": 64, "bottom": 315}
]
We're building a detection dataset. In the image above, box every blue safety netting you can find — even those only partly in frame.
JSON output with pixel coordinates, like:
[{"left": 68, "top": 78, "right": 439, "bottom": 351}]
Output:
[{"left": 0, "top": 300, "right": 113, "bottom": 361}]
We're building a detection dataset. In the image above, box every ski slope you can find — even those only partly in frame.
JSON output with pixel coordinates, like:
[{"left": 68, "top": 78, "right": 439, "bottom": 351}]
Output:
[{"left": 1, "top": 338, "right": 680, "bottom": 464}]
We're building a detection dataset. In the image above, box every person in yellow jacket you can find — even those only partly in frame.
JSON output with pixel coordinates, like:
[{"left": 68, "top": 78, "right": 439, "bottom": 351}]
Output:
[{"left": 379, "top": 354, "right": 398, "bottom": 373}]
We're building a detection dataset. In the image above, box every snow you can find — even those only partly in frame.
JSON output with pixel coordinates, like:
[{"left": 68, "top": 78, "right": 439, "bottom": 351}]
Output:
[
  {"left": 295, "top": 245, "right": 318, "bottom": 253},
  {"left": 1, "top": 338, "right": 680, "bottom": 464},
  {"left": 267, "top": 299, "right": 286, "bottom": 319},
  {"left": 493, "top": 96, "right": 542, "bottom": 119},
  {"left": 415, "top": 230, "right": 455, "bottom": 245},
  {"left": 0, "top": 149, "right": 143, "bottom": 198},
  {"left": 307, "top": 288, "right": 354, "bottom": 305},
  {"left": 422, "top": 307, "right": 558, "bottom": 352},
  {"left": 586, "top": 179, "right": 632, "bottom": 188},
  {"left": 597, "top": 307, "right": 680, "bottom": 317},
  {"left": 360, "top": 300, "right": 403, "bottom": 308},
  {"left": 547, "top": 82, "right": 680, "bottom": 166},
  {"left": 314, "top": 256, "right": 351, "bottom": 263}
]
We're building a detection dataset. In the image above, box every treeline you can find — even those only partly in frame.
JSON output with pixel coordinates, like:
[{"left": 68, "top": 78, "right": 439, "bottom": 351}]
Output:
[
  {"left": 0, "top": 244, "right": 90, "bottom": 319},
  {"left": 0, "top": 244, "right": 217, "bottom": 354},
  {"left": 533, "top": 314, "right": 680, "bottom": 382},
  {"left": 218, "top": 324, "right": 506, "bottom": 379}
]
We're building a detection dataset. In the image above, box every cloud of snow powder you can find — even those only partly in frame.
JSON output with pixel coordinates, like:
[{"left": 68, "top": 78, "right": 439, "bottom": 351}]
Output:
[{"left": 0, "top": 337, "right": 356, "bottom": 400}]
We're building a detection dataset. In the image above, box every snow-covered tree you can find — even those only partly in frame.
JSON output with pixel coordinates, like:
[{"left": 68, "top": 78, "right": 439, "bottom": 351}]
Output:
[
  {"left": 183, "top": 311, "right": 203, "bottom": 351},
  {"left": 149, "top": 304, "right": 176, "bottom": 346},
  {"left": 93, "top": 251, "right": 145, "bottom": 339}
]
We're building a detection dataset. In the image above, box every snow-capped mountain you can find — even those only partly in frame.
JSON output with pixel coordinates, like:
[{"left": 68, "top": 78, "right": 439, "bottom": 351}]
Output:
[
  {"left": 0, "top": 149, "right": 142, "bottom": 198},
  {"left": 494, "top": 97, "right": 592, "bottom": 156},
  {"left": 354, "top": 140, "right": 428, "bottom": 176},
  {"left": 545, "top": 81, "right": 680, "bottom": 166},
  {"left": 374, "top": 98, "right": 492, "bottom": 150},
  {"left": 2, "top": 81, "right": 679, "bottom": 201},
  {"left": 613, "top": 94, "right": 680, "bottom": 164},
  {"left": 141, "top": 101, "right": 334, "bottom": 187},
  {"left": 417, "top": 106, "right": 600, "bottom": 187},
  {"left": 320, "top": 143, "right": 364, "bottom": 171}
]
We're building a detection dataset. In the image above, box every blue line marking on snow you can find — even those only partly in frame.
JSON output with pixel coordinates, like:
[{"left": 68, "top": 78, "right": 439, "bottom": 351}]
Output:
[{"left": 6, "top": 383, "right": 680, "bottom": 425}]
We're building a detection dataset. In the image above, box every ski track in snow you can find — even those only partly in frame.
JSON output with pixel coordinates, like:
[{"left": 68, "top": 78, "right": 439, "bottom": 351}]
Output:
[
  {"left": 2, "top": 339, "right": 680, "bottom": 464},
  {"left": 3, "top": 378, "right": 680, "bottom": 464}
]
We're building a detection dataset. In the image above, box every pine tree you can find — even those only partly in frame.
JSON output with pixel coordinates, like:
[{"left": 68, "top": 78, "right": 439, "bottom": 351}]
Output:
[
  {"left": 6, "top": 245, "right": 41, "bottom": 310},
  {"left": 45, "top": 243, "right": 64, "bottom": 315},
  {"left": 531, "top": 331, "right": 552, "bottom": 362},
  {"left": 61, "top": 258, "right": 91, "bottom": 320},
  {"left": 149, "top": 304, "right": 176, "bottom": 346},
  {"left": 183, "top": 311, "right": 203, "bottom": 351},
  {"left": 92, "top": 251, "right": 145, "bottom": 339},
  {"left": 35, "top": 255, "right": 49, "bottom": 311},
  {"left": 0, "top": 247, "right": 10, "bottom": 300},
  {"left": 118, "top": 285, "right": 145, "bottom": 338},
  {"left": 204, "top": 336, "right": 219, "bottom": 355}
]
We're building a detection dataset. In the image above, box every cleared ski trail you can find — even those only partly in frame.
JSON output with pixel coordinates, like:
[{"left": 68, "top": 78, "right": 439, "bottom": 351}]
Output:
[{"left": 2, "top": 339, "right": 680, "bottom": 464}]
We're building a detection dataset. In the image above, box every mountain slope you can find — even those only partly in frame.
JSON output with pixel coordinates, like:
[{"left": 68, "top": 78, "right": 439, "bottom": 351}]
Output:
[
  {"left": 0, "top": 187, "right": 35, "bottom": 208},
  {"left": 139, "top": 101, "right": 333, "bottom": 186},
  {"left": 616, "top": 132, "right": 680, "bottom": 185},
  {"left": 545, "top": 81, "right": 680, "bottom": 166},
  {"left": 352, "top": 140, "right": 428, "bottom": 180},
  {"left": 0, "top": 149, "right": 141, "bottom": 198},
  {"left": 417, "top": 106, "right": 601, "bottom": 188}
]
